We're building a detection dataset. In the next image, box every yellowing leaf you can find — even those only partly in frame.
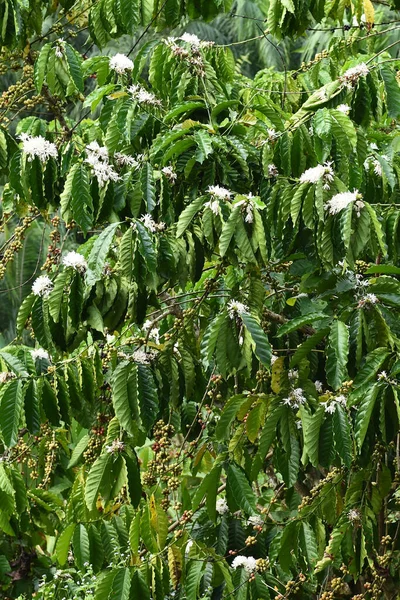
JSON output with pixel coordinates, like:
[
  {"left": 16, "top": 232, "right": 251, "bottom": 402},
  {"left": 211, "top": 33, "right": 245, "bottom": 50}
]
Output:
[
  {"left": 168, "top": 545, "right": 182, "bottom": 588},
  {"left": 363, "top": 0, "right": 374, "bottom": 24},
  {"left": 272, "top": 357, "right": 285, "bottom": 393}
]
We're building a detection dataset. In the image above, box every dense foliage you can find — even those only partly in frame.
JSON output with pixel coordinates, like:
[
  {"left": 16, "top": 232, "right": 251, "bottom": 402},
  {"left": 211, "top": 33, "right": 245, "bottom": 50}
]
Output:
[{"left": 1, "top": 1, "right": 400, "bottom": 598}]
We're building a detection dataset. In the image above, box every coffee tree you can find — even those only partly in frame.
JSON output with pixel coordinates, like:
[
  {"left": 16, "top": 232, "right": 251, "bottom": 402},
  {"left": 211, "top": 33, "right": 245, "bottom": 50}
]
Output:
[{"left": 1, "top": 0, "right": 400, "bottom": 598}]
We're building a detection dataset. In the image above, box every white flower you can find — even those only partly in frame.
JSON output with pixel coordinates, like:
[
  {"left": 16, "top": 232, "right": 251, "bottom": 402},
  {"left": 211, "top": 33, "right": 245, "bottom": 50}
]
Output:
[
  {"left": 267, "top": 129, "right": 278, "bottom": 141},
  {"left": 248, "top": 515, "right": 263, "bottom": 527},
  {"left": 129, "top": 84, "right": 161, "bottom": 107},
  {"left": 337, "top": 104, "right": 351, "bottom": 114},
  {"left": 216, "top": 498, "right": 229, "bottom": 515},
  {"left": 373, "top": 160, "right": 383, "bottom": 177},
  {"left": 357, "top": 293, "right": 379, "bottom": 308},
  {"left": 178, "top": 33, "right": 213, "bottom": 48},
  {"left": 132, "top": 349, "right": 152, "bottom": 364},
  {"left": 335, "top": 395, "right": 347, "bottom": 406},
  {"left": 140, "top": 213, "right": 158, "bottom": 232},
  {"left": 161, "top": 165, "right": 177, "bottom": 182},
  {"left": 282, "top": 388, "right": 306, "bottom": 409},
  {"left": 62, "top": 251, "right": 87, "bottom": 273},
  {"left": 89, "top": 160, "right": 120, "bottom": 187},
  {"left": 288, "top": 369, "right": 298, "bottom": 381},
  {"left": 185, "top": 540, "right": 194, "bottom": 555},
  {"left": 114, "top": 152, "right": 140, "bottom": 168},
  {"left": 268, "top": 163, "right": 278, "bottom": 177},
  {"left": 324, "top": 403, "right": 337, "bottom": 414},
  {"left": 227, "top": 300, "right": 249, "bottom": 319},
  {"left": 325, "top": 190, "right": 360, "bottom": 215},
  {"left": 271, "top": 355, "right": 279, "bottom": 364},
  {"left": 231, "top": 555, "right": 257, "bottom": 573},
  {"left": 296, "top": 419, "right": 302, "bottom": 429},
  {"left": 32, "top": 275, "right": 53, "bottom": 297},
  {"left": 299, "top": 162, "right": 334, "bottom": 189},
  {"left": 86, "top": 141, "right": 109, "bottom": 162},
  {"left": 369, "top": 143, "right": 378, "bottom": 150},
  {"left": 106, "top": 334, "right": 116, "bottom": 344},
  {"left": 0, "top": 372, "right": 16, "bottom": 384},
  {"left": 55, "top": 45, "right": 64, "bottom": 59},
  {"left": 19, "top": 133, "right": 57, "bottom": 163},
  {"left": 244, "top": 203, "right": 254, "bottom": 224},
  {"left": 207, "top": 185, "right": 232, "bottom": 200},
  {"left": 340, "top": 63, "right": 369, "bottom": 88},
  {"left": 146, "top": 326, "right": 160, "bottom": 345},
  {"left": 109, "top": 53, "right": 134, "bottom": 74},
  {"left": 105, "top": 440, "right": 125, "bottom": 454},
  {"left": 378, "top": 371, "right": 388, "bottom": 381},
  {"left": 204, "top": 199, "right": 220, "bottom": 215},
  {"left": 347, "top": 508, "right": 361, "bottom": 523},
  {"left": 31, "top": 348, "right": 50, "bottom": 361}
]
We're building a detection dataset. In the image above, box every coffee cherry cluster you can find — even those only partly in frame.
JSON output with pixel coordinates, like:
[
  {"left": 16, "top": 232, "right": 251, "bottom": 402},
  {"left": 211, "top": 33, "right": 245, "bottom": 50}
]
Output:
[
  {"left": 42, "top": 216, "right": 62, "bottom": 271},
  {"left": 298, "top": 467, "right": 341, "bottom": 510},
  {"left": 0, "top": 214, "right": 36, "bottom": 279}
]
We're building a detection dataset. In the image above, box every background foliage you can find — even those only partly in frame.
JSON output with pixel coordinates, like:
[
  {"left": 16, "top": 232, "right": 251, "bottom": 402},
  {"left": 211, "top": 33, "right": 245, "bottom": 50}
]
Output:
[{"left": 1, "top": 0, "right": 400, "bottom": 598}]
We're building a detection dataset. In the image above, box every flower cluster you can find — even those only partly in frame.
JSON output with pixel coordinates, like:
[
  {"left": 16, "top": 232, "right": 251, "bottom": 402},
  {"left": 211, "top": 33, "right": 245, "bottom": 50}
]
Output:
[
  {"left": 31, "top": 348, "right": 50, "bottom": 361},
  {"left": 267, "top": 163, "right": 278, "bottom": 178},
  {"left": 161, "top": 165, "right": 177, "bottom": 182},
  {"left": 340, "top": 63, "right": 369, "bottom": 88},
  {"left": 227, "top": 300, "right": 249, "bottom": 319},
  {"left": 139, "top": 213, "right": 166, "bottom": 233},
  {"left": 109, "top": 53, "right": 134, "bottom": 74},
  {"left": 299, "top": 162, "right": 334, "bottom": 189},
  {"left": 129, "top": 84, "right": 161, "bottom": 107},
  {"left": 364, "top": 157, "right": 382, "bottom": 177},
  {"left": 231, "top": 555, "right": 257, "bottom": 573},
  {"left": 132, "top": 349, "right": 153, "bottom": 365},
  {"left": 204, "top": 199, "right": 220, "bottom": 215},
  {"left": 105, "top": 440, "right": 125, "bottom": 454},
  {"left": 62, "top": 251, "right": 87, "bottom": 273},
  {"left": 347, "top": 508, "right": 361, "bottom": 523},
  {"left": 282, "top": 388, "right": 307, "bottom": 409},
  {"left": 336, "top": 104, "right": 351, "bottom": 114},
  {"left": 207, "top": 185, "right": 232, "bottom": 200},
  {"left": 325, "top": 190, "right": 364, "bottom": 216},
  {"left": 357, "top": 293, "right": 379, "bottom": 308},
  {"left": 321, "top": 394, "right": 346, "bottom": 414},
  {"left": 216, "top": 498, "right": 229, "bottom": 515},
  {"left": 19, "top": 133, "right": 57, "bottom": 163},
  {"left": 179, "top": 33, "right": 214, "bottom": 48},
  {"left": 114, "top": 152, "right": 140, "bottom": 168},
  {"left": 0, "top": 372, "right": 16, "bottom": 384},
  {"left": 143, "top": 320, "right": 160, "bottom": 345},
  {"left": 32, "top": 275, "right": 53, "bottom": 297},
  {"left": 85, "top": 142, "right": 120, "bottom": 187}
]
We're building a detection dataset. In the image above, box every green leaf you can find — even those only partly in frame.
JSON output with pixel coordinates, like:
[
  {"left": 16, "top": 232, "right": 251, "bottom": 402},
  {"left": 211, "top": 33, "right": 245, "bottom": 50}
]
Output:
[
  {"left": 333, "top": 405, "right": 352, "bottom": 467},
  {"left": 185, "top": 560, "right": 204, "bottom": 600},
  {"left": 34, "top": 42, "right": 52, "bottom": 92},
  {"left": 326, "top": 320, "right": 349, "bottom": 391},
  {"left": 354, "top": 383, "right": 380, "bottom": 450},
  {"left": 85, "top": 452, "right": 113, "bottom": 510},
  {"left": 56, "top": 523, "right": 75, "bottom": 566},
  {"left": 111, "top": 361, "right": 134, "bottom": 435},
  {"left": 290, "top": 328, "right": 329, "bottom": 367},
  {"left": 61, "top": 164, "right": 93, "bottom": 234},
  {"left": 226, "top": 463, "right": 256, "bottom": 515},
  {"left": 353, "top": 347, "right": 389, "bottom": 389},
  {"left": 194, "top": 130, "right": 213, "bottom": 164},
  {"left": 300, "top": 405, "right": 325, "bottom": 467},
  {"left": 0, "top": 351, "right": 28, "bottom": 377},
  {"left": 300, "top": 522, "right": 318, "bottom": 569},
  {"left": 192, "top": 464, "right": 222, "bottom": 519},
  {"left": 241, "top": 313, "right": 272, "bottom": 367},
  {"left": 215, "top": 395, "right": 246, "bottom": 441},
  {"left": 64, "top": 42, "right": 84, "bottom": 92},
  {"left": 86, "top": 223, "right": 119, "bottom": 288},
  {"left": 73, "top": 523, "right": 91, "bottom": 570},
  {"left": 0, "top": 379, "right": 23, "bottom": 448},
  {"left": 380, "top": 64, "right": 400, "bottom": 118},
  {"left": 136, "top": 221, "right": 157, "bottom": 272},
  {"left": 219, "top": 204, "right": 241, "bottom": 257},
  {"left": 140, "top": 162, "right": 156, "bottom": 212},
  {"left": 176, "top": 196, "right": 205, "bottom": 237},
  {"left": 137, "top": 364, "right": 158, "bottom": 431},
  {"left": 109, "top": 567, "right": 131, "bottom": 600},
  {"left": 48, "top": 271, "right": 69, "bottom": 323},
  {"left": 67, "top": 434, "right": 90, "bottom": 468},
  {"left": 364, "top": 202, "right": 387, "bottom": 257},
  {"left": 277, "top": 313, "right": 327, "bottom": 337}
]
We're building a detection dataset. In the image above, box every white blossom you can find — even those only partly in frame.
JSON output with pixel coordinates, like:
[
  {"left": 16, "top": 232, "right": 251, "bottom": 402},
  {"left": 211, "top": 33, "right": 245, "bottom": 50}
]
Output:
[
  {"left": 139, "top": 213, "right": 165, "bottom": 233},
  {"left": 132, "top": 349, "right": 152, "bottom": 364},
  {"left": 89, "top": 160, "right": 120, "bottom": 187},
  {"left": 357, "top": 293, "right": 379, "bottom": 309},
  {"left": 161, "top": 165, "right": 177, "bottom": 182},
  {"left": 337, "top": 104, "right": 351, "bottom": 114},
  {"left": 179, "top": 33, "right": 214, "bottom": 48},
  {"left": 105, "top": 440, "right": 125, "bottom": 454},
  {"left": 31, "top": 348, "right": 50, "bottom": 361},
  {"left": 231, "top": 555, "right": 257, "bottom": 573},
  {"left": 207, "top": 185, "right": 232, "bottom": 200},
  {"left": 143, "top": 321, "right": 160, "bottom": 345},
  {"left": 0, "top": 372, "right": 16, "bottom": 384},
  {"left": 62, "top": 251, "right": 87, "bottom": 273},
  {"left": 19, "top": 133, "right": 57, "bottom": 163},
  {"left": 216, "top": 498, "right": 229, "bottom": 515},
  {"left": 185, "top": 540, "right": 194, "bottom": 555},
  {"left": 378, "top": 371, "right": 388, "bottom": 381},
  {"left": 340, "top": 63, "right": 369, "bottom": 88},
  {"left": 109, "top": 53, "right": 134, "bottom": 74},
  {"left": 271, "top": 354, "right": 279, "bottom": 365},
  {"left": 86, "top": 141, "right": 109, "bottom": 162},
  {"left": 299, "top": 162, "right": 334, "bottom": 189},
  {"left": 267, "top": 129, "right": 278, "bottom": 141},
  {"left": 282, "top": 388, "right": 307, "bottom": 409},
  {"left": 129, "top": 84, "right": 161, "bottom": 107},
  {"left": 106, "top": 334, "right": 116, "bottom": 344},
  {"left": 335, "top": 395, "right": 347, "bottom": 406},
  {"left": 324, "top": 402, "right": 337, "bottom": 414},
  {"left": 114, "top": 152, "right": 140, "bottom": 168},
  {"left": 268, "top": 163, "right": 278, "bottom": 177},
  {"left": 325, "top": 190, "right": 360, "bottom": 215},
  {"left": 288, "top": 369, "right": 298, "bottom": 381},
  {"left": 247, "top": 515, "right": 263, "bottom": 527},
  {"left": 54, "top": 42, "right": 64, "bottom": 58},
  {"left": 32, "top": 275, "right": 53, "bottom": 297},
  {"left": 204, "top": 199, "right": 220, "bottom": 215},
  {"left": 227, "top": 300, "right": 249, "bottom": 319},
  {"left": 347, "top": 508, "right": 361, "bottom": 523}
]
